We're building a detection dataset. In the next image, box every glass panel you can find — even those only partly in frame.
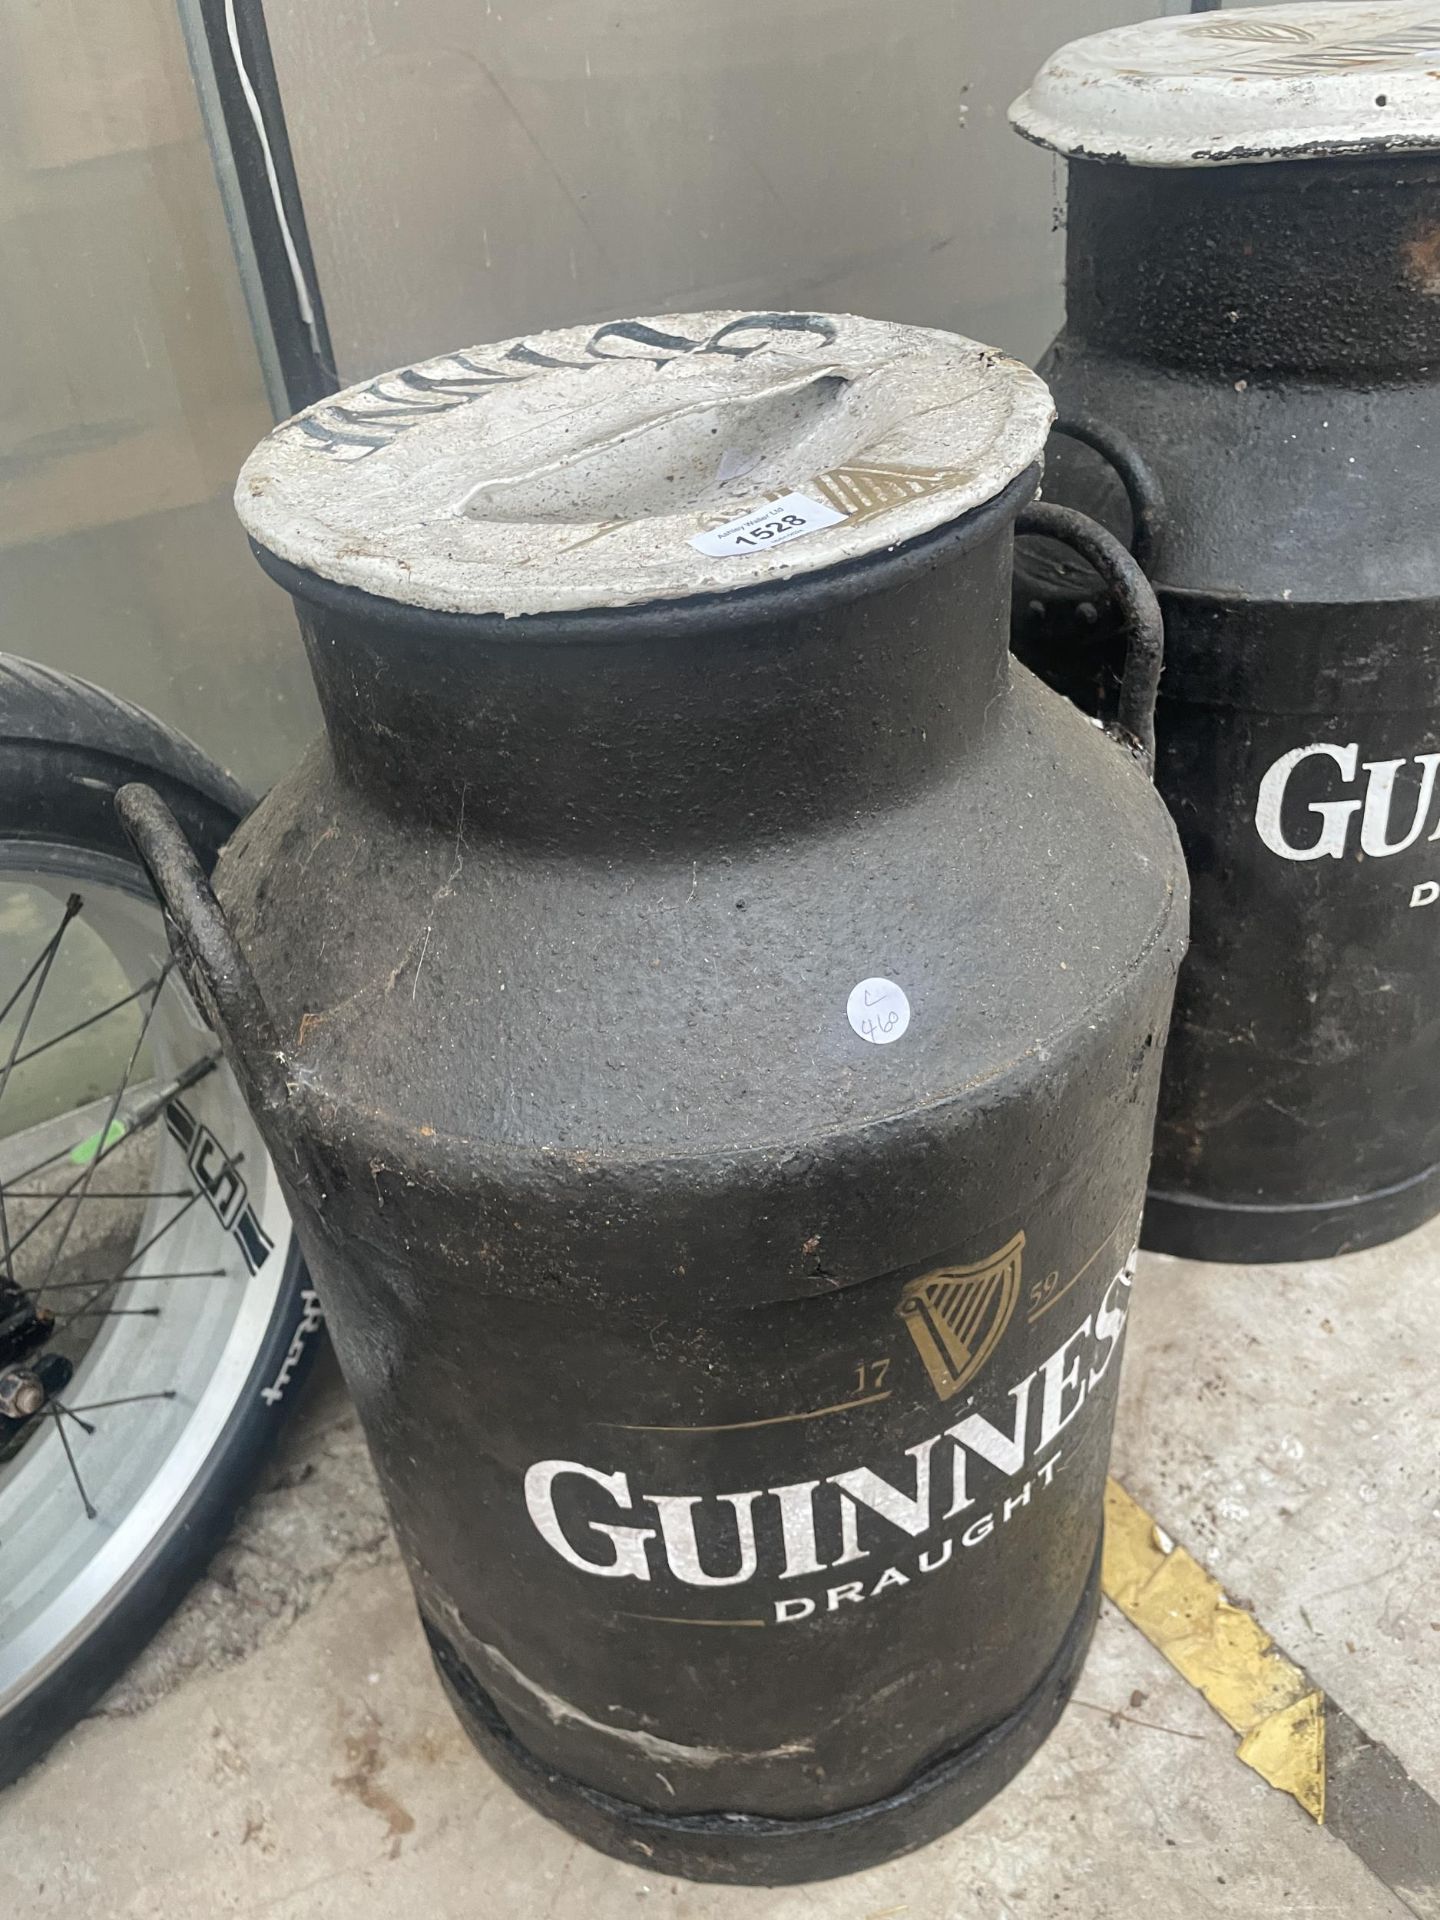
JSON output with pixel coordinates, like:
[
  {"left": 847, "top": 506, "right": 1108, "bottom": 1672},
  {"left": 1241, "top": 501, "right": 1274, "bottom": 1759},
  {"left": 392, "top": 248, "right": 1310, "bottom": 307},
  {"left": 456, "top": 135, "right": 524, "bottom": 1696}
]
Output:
[
  {"left": 264, "top": 0, "right": 1162, "bottom": 384},
  {"left": 0, "top": 0, "right": 318, "bottom": 795}
]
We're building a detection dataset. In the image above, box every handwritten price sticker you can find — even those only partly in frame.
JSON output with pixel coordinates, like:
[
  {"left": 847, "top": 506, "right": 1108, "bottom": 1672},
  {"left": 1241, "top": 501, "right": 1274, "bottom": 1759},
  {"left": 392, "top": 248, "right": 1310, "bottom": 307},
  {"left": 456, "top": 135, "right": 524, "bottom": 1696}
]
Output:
[
  {"left": 690, "top": 490, "right": 846, "bottom": 559},
  {"left": 847, "top": 977, "right": 911, "bottom": 1046}
]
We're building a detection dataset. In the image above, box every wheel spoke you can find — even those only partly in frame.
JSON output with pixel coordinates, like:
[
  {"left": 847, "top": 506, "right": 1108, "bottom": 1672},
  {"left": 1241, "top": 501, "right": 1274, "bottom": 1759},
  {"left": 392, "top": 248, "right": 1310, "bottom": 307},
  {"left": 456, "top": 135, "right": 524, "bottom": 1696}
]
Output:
[
  {"left": 32, "top": 962, "right": 177, "bottom": 1299},
  {"left": 51, "top": 1400, "right": 96, "bottom": 1437},
  {"left": 53, "top": 1307, "right": 161, "bottom": 1327},
  {"left": 7, "top": 978, "right": 159, "bottom": 1073},
  {"left": 0, "top": 895, "right": 83, "bottom": 1033},
  {"left": 42, "top": 1175, "right": 221, "bottom": 1327},
  {"left": 64, "top": 1391, "right": 178, "bottom": 1416},
  {"left": 1, "top": 1191, "right": 192, "bottom": 1203},
  {"left": 0, "top": 895, "right": 85, "bottom": 1291},
  {"left": 39, "top": 1269, "right": 225, "bottom": 1295},
  {"left": 3, "top": 1054, "right": 219, "bottom": 1261},
  {"left": 48, "top": 1405, "right": 96, "bottom": 1520}
]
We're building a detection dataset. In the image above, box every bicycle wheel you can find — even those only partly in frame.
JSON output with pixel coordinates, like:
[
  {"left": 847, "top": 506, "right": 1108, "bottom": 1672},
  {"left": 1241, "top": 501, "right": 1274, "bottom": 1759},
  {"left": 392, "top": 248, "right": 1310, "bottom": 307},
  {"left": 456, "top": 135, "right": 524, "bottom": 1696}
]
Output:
[{"left": 0, "top": 657, "right": 319, "bottom": 1786}]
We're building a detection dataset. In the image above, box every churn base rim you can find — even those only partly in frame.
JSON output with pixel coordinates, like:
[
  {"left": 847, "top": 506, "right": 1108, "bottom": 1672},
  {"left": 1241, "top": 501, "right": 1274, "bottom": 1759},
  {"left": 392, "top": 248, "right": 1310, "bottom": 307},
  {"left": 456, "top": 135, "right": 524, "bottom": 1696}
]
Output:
[
  {"left": 1143, "top": 1161, "right": 1440, "bottom": 1265},
  {"left": 421, "top": 1551, "right": 1101, "bottom": 1886}
]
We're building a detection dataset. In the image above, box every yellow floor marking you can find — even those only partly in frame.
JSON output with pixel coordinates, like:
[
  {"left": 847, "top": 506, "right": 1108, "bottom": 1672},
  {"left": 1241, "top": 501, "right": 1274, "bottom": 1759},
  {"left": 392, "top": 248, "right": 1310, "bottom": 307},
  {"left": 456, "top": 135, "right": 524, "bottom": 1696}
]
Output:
[
  {"left": 1237, "top": 1690, "right": 1326, "bottom": 1824},
  {"left": 1103, "top": 1478, "right": 1326, "bottom": 1824}
]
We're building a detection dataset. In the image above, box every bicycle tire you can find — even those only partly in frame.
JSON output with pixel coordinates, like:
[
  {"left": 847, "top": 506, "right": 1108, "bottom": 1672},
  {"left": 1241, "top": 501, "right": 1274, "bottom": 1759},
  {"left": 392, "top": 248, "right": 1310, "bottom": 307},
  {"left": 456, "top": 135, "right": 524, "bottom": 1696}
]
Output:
[{"left": 0, "top": 654, "right": 320, "bottom": 1787}]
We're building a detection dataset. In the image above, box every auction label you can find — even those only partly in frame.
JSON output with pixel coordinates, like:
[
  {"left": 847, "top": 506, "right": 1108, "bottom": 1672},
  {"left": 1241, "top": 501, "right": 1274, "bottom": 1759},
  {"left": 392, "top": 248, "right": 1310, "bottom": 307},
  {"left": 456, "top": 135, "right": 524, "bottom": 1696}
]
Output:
[{"left": 689, "top": 491, "right": 846, "bottom": 558}]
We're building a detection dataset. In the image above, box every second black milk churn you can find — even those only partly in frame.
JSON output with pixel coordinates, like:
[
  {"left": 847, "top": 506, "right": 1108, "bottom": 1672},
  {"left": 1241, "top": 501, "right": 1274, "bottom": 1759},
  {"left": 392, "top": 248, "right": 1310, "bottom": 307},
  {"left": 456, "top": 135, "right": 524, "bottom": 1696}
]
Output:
[
  {"left": 1011, "top": 3, "right": 1440, "bottom": 1263},
  {"left": 119, "top": 310, "right": 1186, "bottom": 1883}
]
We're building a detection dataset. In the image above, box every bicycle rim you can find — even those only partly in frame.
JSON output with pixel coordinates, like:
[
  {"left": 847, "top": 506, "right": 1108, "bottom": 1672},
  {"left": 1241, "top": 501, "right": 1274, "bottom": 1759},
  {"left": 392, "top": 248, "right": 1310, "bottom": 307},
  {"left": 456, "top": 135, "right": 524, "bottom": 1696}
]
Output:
[{"left": 0, "top": 843, "right": 293, "bottom": 1719}]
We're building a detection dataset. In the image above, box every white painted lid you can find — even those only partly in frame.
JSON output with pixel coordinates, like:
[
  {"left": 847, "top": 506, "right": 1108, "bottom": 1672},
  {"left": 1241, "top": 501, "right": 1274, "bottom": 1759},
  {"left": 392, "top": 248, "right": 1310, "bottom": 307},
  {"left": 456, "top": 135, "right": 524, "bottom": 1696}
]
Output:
[
  {"left": 235, "top": 310, "right": 1052, "bottom": 617},
  {"left": 1011, "top": 3, "right": 1440, "bottom": 169}
]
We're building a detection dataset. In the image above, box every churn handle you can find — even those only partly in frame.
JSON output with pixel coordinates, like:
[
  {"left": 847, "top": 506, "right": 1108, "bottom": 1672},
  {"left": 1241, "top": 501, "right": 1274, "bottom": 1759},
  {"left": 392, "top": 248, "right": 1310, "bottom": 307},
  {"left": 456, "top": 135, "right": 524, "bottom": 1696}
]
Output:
[
  {"left": 1051, "top": 414, "right": 1166, "bottom": 575},
  {"left": 1015, "top": 503, "right": 1163, "bottom": 777},
  {"left": 116, "top": 783, "right": 295, "bottom": 1128}
]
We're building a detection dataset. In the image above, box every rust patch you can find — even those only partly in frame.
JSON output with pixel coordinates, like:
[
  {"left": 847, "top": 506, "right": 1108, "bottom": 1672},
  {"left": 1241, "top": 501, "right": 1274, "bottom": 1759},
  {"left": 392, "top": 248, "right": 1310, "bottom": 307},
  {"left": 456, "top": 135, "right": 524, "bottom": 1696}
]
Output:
[
  {"left": 1403, "top": 221, "right": 1440, "bottom": 296},
  {"left": 332, "top": 1712, "right": 416, "bottom": 1858}
]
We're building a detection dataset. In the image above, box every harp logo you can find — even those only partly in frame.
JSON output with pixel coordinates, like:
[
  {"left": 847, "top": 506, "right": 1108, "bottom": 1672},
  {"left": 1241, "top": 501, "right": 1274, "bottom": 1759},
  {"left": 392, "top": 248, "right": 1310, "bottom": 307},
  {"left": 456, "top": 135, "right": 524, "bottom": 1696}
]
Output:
[{"left": 896, "top": 1231, "right": 1024, "bottom": 1401}]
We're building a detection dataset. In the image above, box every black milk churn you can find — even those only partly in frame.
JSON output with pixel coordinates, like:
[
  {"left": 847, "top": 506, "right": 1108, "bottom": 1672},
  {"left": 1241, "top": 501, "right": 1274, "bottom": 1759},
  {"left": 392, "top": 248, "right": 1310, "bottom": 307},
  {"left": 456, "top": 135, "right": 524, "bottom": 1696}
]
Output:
[
  {"left": 119, "top": 310, "right": 1186, "bottom": 1884},
  {"left": 1011, "top": 3, "right": 1440, "bottom": 1263}
]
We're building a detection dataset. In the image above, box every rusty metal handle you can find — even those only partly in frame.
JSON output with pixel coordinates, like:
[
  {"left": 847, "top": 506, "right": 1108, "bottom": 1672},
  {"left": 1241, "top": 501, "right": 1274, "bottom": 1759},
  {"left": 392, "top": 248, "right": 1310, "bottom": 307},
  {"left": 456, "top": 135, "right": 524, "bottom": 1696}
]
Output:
[
  {"left": 1015, "top": 503, "right": 1163, "bottom": 777},
  {"left": 1052, "top": 414, "right": 1166, "bottom": 575},
  {"left": 116, "top": 783, "right": 294, "bottom": 1127}
]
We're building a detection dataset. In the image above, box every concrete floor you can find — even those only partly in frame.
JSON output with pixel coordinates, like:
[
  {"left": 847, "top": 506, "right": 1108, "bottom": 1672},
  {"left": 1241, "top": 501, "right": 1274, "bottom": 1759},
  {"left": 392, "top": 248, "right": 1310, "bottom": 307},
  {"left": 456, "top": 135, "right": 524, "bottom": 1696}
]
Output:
[{"left": 3, "top": 1219, "right": 1437, "bottom": 1919}]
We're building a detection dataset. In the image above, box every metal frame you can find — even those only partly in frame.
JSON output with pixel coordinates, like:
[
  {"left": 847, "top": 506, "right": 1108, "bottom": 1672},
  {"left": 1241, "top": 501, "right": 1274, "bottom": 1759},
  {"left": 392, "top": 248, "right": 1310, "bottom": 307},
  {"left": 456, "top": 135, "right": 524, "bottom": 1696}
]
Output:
[{"left": 175, "top": 0, "right": 337, "bottom": 414}]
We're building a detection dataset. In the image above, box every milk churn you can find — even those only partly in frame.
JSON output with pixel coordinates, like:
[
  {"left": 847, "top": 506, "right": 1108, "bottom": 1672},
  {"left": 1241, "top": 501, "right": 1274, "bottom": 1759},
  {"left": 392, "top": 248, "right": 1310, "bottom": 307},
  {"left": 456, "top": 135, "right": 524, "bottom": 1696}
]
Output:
[
  {"left": 1011, "top": 3, "right": 1440, "bottom": 1263},
  {"left": 118, "top": 311, "right": 1185, "bottom": 1883}
]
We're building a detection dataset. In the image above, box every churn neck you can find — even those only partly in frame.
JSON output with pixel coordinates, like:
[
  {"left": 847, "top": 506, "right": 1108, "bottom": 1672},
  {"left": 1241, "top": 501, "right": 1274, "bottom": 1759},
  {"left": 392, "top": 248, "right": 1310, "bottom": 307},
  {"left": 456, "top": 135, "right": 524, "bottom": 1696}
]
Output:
[
  {"left": 1065, "top": 153, "right": 1440, "bottom": 381},
  {"left": 236, "top": 307, "right": 1053, "bottom": 849},
  {"left": 257, "top": 491, "right": 1023, "bottom": 857}
]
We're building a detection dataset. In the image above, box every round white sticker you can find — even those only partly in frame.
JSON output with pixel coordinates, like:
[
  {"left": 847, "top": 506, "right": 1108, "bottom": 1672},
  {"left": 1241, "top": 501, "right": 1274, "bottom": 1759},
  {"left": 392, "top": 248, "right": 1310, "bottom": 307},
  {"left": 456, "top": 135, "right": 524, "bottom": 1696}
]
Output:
[{"left": 847, "top": 977, "right": 911, "bottom": 1046}]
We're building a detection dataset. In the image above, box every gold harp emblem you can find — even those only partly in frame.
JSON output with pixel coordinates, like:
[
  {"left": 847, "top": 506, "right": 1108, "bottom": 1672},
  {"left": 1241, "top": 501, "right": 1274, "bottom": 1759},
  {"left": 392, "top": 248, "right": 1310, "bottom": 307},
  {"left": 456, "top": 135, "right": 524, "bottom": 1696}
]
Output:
[{"left": 896, "top": 1231, "right": 1024, "bottom": 1402}]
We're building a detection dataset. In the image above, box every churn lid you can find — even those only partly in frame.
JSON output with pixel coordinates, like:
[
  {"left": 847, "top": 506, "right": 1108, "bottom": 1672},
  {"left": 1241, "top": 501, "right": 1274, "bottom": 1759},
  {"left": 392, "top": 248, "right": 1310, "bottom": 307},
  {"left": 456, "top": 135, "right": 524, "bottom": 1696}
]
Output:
[
  {"left": 1010, "top": 2, "right": 1440, "bottom": 168},
  {"left": 235, "top": 311, "right": 1052, "bottom": 617}
]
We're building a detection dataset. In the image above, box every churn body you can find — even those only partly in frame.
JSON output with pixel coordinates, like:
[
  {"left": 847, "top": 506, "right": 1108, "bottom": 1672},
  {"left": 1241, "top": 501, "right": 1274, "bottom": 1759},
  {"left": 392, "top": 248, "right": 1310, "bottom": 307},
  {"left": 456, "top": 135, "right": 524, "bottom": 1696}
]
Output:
[
  {"left": 127, "top": 312, "right": 1186, "bottom": 1882},
  {"left": 1011, "top": 3, "right": 1440, "bottom": 1263}
]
